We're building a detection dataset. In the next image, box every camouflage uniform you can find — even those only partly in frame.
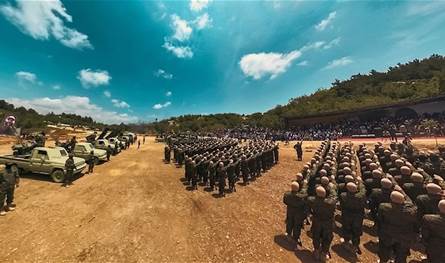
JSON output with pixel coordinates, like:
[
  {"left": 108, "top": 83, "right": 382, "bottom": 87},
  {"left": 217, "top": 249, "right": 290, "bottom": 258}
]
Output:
[
  {"left": 377, "top": 201, "right": 417, "bottom": 263},
  {"left": 422, "top": 213, "right": 445, "bottom": 263},
  {"left": 283, "top": 185, "right": 308, "bottom": 243},
  {"left": 308, "top": 196, "right": 337, "bottom": 258},
  {"left": 64, "top": 157, "right": 75, "bottom": 186},
  {"left": 339, "top": 185, "right": 366, "bottom": 247}
]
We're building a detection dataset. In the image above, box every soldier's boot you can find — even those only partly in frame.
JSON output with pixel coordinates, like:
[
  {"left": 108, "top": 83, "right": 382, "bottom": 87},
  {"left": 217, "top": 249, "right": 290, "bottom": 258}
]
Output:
[
  {"left": 7, "top": 203, "right": 15, "bottom": 211},
  {"left": 355, "top": 245, "right": 362, "bottom": 255},
  {"left": 319, "top": 252, "right": 327, "bottom": 263},
  {"left": 313, "top": 249, "right": 320, "bottom": 261},
  {"left": 0, "top": 209, "right": 6, "bottom": 216}
]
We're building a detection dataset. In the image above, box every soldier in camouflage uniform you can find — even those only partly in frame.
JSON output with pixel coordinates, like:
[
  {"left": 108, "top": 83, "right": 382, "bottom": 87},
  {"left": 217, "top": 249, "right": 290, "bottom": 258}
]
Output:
[
  {"left": 63, "top": 153, "right": 75, "bottom": 188},
  {"left": 0, "top": 164, "right": 20, "bottom": 215},
  {"left": 308, "top": 186, "right": 336, "bottom": 262},
  {"left": 217, "top": 162, "right": 226, "bottom": 197},
  {"left": 164, "top": 145, "right": 171, "bottom": 163},
  {"left": 339, "top": 182, "right": 366, "bottom": 255},
  {"left": 378, "top": 191, "right": 417, "bottom": 263},
  {"left": 421, "top": 200, "right": 445, "bottom": 263},
  {"left": 283, "top": 181, "right": 308, "bottom": 249}
]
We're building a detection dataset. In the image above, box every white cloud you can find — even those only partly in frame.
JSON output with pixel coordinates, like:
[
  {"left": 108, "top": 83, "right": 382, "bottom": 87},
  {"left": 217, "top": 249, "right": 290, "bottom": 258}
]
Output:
[
  {"left": 153, "top": 101, "right": 171, "bottom": 110},
  {"left": 297, "top": 60, "right": 308, "bottom": 66},
  {"left": 315, "top": 11, "right": 336, "bottom": 31},
  {"left": 323, "top": 37, "right": 341, "bottom": 49},
  {"left": 0, "top": 0, "right": 92, "bottom": 49},
  {"left": 300, "top": 41, "right": 326, "bottom": 52},
  {"left": 194, "top": 13, "right": 212, "bottom": 30},
  {"left": 154, "top": 69, "right": 173, "bottom": 79},
  {"left": 324, "top": 56, "right": 353, "bottom": 69},
  {"left": 6, "top": 96, "right": 137, "bottom": 124},
  {"left": 170, "top": 14, "right": 192, "bottom": 42},
  {"left": 15, "top": 71, "right": 37, "bottom": 83},
  {"left": 77, "top": 69, "right": 111, "bottom": 88},
  {"left": 111, "top": 99, "right": 130, "bottom": 108},
  {"left": 163, "top": 42, "right": 193, "bottom": 58},
  {"left": 166, "top": 91, "right": 172, "bottom": 97},
  {"left": 190, "top": 0, "right": 212, "bottom": 12},
  {"left": 406, "top": 2, "right": 445, "bottom": 16},
  {"left": 103, "top": 90, "right": 111, "bottom": 98},
  {"left": 52, "top": 84, "right": 61, "bottom": 90},
  {"left": 239, "top": 50, "right": 302, "bottom": 80}
]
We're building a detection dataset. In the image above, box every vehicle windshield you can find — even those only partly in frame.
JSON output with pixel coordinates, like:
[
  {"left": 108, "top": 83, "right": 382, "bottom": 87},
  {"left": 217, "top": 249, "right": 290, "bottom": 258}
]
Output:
[
  {"left": 84, "top": 144, "right": 93, "bottom": 152},
  {"left": 60, "top": 149, "right": 68, "bottom": 156}
]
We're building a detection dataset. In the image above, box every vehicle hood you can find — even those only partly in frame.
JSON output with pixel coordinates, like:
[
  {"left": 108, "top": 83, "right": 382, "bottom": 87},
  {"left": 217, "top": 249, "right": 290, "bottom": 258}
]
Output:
[
  {"left": 53, "top": 157, "right": 85, "bottom": 166},
  {"left": 94, "top": 149, "right": 107, "bottom": 156}
]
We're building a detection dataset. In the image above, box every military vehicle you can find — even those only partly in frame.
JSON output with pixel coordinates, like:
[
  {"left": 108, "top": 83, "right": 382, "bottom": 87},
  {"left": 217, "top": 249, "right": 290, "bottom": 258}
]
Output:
[
  {"left": 0, "top": 147, "right": 86, "bottom": 182},
  {"left": 94, "top": 139, "right": 120, "bottom": 155},
  {"left": 73, "top": 142, "right": 108, "bottom": 164}
]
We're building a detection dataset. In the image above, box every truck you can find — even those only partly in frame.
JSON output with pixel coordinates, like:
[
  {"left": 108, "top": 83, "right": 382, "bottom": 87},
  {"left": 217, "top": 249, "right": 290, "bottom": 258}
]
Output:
[
  {"left": 94, "top": 139, "right": 120, "bottom": 155},
  {"left": 0, "top": 147, "right": 86, "bottom": 183},
  {"left": 73, "top": 142, "right": 108, "bottom": 164}
]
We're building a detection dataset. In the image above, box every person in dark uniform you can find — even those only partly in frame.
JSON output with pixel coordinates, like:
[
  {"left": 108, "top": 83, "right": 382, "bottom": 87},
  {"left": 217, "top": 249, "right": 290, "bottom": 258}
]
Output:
[
  {"left": 188, "top": 160, "right": 197, "bottom": 190},
  {"left": 64, "top": 153, "right": 75, "bottom": 188},
  {"left": 217, "top": 162, "right": 226, "bottom": 197},
  {"left": 283, "top": 181, "right": 308, "bottom": 249},
  {"left": 378, "top": 191, "right": 417, "bottom": 263},
  {"left": 106, "top": 145, "right": 112, "bottom": 161},
  {"left": 416, "top": 183, "right": 443, "bottom": 221},
  {"left": 208, "top": 160, "right": 217, "bottom": 191},
  {"left": 308, "top": 186, "right": 336, "bottom": 262},
  {"left": 227, "top": 159, "right": 236, "bottom": 192},
  {"left": 0, "top": 164, "right": 20, "bottom": 215},
  {"left": 241, "top": 155, "right": 249, "bottom": 185},
  {"left": 164, "top": 145, "right": 171, "bottom": 163},
  {"left": 421, "top": 200, "right": 445, "bottom": 263},
  {"left": 339, "top": 182, "right": 366, "bottom": 255},
  {"left": 294, "top": 140, "right": 303, "bottom": 161},
  {"left": 87, "top": 151, "right": 95, "bottom": 174}
]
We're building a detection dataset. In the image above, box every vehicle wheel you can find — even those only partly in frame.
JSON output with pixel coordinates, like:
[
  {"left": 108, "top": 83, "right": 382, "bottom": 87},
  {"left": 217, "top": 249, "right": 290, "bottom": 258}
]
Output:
[
  {"left": 94, "top": 157, "right": 100, "bottom": 165},
  {"left": 51, "top": 170, "right": 65, "bottom": 183}
]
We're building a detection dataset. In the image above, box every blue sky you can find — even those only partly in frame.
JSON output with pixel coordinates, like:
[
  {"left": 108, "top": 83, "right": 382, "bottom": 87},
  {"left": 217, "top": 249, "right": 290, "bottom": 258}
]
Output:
[{"left": 1, "top": 0, "right": 445, "bottom": 124}]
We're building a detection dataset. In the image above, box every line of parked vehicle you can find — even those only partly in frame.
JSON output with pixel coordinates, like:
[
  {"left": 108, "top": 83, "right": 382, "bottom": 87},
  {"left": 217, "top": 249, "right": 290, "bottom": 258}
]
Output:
[{"left": 0, "top": 132, "right": 137, "bottom": 183}]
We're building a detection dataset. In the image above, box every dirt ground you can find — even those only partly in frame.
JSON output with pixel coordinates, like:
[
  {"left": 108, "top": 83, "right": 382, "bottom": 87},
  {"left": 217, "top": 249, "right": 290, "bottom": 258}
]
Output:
[{"left": 1, "top": 137, "right": 444, "bottom": 263}]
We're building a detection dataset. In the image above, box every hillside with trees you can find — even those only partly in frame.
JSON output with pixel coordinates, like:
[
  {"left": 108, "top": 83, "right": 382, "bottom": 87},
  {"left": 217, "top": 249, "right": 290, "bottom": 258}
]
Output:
[{"left": 148, "top": 54, "right": 445, "bottom": 132}]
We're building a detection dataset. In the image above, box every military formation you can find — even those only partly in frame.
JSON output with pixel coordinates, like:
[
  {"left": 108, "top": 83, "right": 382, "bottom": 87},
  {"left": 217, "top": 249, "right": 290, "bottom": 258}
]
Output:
[
  {"left": 164, "top": 135, "right": 279, "bottom": 196},
  {"left": 283, "top": 140, "right": 445, "bottom": 263}
]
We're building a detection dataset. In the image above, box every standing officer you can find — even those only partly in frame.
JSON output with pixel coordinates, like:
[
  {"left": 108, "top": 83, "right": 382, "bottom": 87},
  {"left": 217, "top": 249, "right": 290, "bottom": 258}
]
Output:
[
  {"left": 64, "top": 153, "right": 75, "bottom": 188},
  {"left": 87, "top": 151, "right": 95, "bottom": 174},
  {"left": 294, "top": 140, "right": 303, "bottom": 161},
  {"left": 283, "top": 181, "right": 308, "bottom": 249},
  {"left": 106, "top": 145, "right": 112, "bottom": 161},
  {"left": 421, "top": 200, "right": 445, "bottom": 263},
  {"left": 164, "top": 145, "right": 171, "bottom": 163},
  {"left": 0, "top": 164, "right": 20, "bottom": 215}
]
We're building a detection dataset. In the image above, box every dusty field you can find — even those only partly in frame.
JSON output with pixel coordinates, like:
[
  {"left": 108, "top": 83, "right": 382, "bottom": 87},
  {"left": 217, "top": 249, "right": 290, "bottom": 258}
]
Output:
[{"left": 0, "top": 137, "right": 444, "bottom": 263}]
